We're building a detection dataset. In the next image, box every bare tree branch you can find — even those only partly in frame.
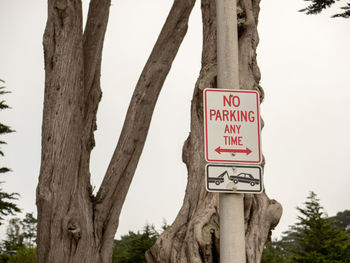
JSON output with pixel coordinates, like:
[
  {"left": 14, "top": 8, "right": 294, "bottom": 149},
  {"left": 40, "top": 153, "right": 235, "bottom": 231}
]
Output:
[
  {"left": 93, "top": 0, "right": 196, "bottom": 258},
  {"left": 79, "top": 0, "right": 112, "bottom": 194},
  {"left": 83, "top": 0, "right": 111, "bottom": 94}
]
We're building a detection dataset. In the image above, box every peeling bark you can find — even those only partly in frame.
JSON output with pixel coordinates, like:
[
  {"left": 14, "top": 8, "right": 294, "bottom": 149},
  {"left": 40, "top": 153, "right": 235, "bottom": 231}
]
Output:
[
  {"left": 146, "top": 0, "right": 282, "bottom": 262},
  {"left": 37, "top": 0, "right": 195, "bottom": 262}
]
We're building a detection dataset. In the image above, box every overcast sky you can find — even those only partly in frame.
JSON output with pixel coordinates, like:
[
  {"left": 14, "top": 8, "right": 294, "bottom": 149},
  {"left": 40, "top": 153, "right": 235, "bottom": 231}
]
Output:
[{"left": 0, "top": 0, "right": 349, "bottom": 240}]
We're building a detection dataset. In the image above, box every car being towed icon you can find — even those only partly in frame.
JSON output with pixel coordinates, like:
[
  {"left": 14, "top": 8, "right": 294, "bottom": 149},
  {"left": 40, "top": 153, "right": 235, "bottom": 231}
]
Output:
[{"left": 229, "top": 173, "right": 260, "bottom": 186}]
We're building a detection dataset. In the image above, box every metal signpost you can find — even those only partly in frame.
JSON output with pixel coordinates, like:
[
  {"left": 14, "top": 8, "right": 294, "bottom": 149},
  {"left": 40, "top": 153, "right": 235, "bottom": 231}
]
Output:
[{"left": 203, "top": 0, "right": 263, "bottom": 262}]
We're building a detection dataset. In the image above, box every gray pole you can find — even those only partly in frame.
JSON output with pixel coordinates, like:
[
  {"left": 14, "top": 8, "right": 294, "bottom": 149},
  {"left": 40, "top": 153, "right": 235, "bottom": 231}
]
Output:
[{"left": 216, "top": 0, "right": 246, "bottom": 262}]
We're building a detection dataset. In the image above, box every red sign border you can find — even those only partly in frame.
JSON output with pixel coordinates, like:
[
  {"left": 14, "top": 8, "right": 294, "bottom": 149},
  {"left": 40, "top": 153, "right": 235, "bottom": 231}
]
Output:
[{"left": 204, "top": 89, "right": 262, "bottom": 164}]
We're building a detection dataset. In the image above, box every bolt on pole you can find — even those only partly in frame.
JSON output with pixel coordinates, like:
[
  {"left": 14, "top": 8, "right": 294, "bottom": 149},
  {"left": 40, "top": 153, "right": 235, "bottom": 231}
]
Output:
[{"left": 216, "top": 0, "right": 246, "bottom": 262}]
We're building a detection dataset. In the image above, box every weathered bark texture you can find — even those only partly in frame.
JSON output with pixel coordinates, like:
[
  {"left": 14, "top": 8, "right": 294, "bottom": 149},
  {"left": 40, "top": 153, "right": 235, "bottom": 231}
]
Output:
[
  {"left": 146, "top": 0, "right": 282, "bottom": 262},
  {"left": 37, "top": 0, "right": 195, "bottom": 262}
]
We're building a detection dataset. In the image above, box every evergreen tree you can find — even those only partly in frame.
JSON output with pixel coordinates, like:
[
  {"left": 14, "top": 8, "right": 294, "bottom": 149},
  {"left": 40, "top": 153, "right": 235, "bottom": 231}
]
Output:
[
  {"left": 20, "top": 213, "right": 37, "bottom": 248},
  {"left": 290, "top": 192, "right": 350, "bottom": 263},
  {"left": 0, "top": 80, "right": 20, "bottom": 225},
  {"left": 112, "top": 224, "right": 159, "bottom": 263},
  {"left": 262, "top": 192, "right": 350, "bottom": 263},
  {"left": 261, "top": 238, "right": 289, "bottom": 263},
  {"left": 330, "top": 210, "right": 350, "bottom": 234},
  {"left": 3, "top": 218, "right": 25, "bottom": 252},
  {"left": 1, "top": 213, "right": 37, "bottom": 253},
  {"left": 261, "top": 230, "right": 300, "bottom": 263}
]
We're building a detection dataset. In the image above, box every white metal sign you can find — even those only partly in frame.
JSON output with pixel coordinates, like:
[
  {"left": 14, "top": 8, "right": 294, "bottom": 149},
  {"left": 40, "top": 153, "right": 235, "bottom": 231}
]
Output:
[
  {"left": 203, "top": 89, "right": 261, "bottom": 164},
  {"left": 206, "top": 164, "right": 263, "bottom": 193}
]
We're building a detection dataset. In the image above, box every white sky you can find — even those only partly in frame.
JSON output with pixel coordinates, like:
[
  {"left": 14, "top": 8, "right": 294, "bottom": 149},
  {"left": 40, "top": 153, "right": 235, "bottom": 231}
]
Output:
[{"left": 0, "top": 0, "right": 349, "bottom": 240}]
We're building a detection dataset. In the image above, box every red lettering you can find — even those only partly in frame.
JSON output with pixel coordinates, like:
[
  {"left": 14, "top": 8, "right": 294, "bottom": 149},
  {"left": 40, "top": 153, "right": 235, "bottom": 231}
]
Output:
[
  {"left": 223, "top": 135, "right": 243, "bottom": 145},
  {"left": 223, "top": 95, "right": 240, "bottom": 107},
  {"left": 231, "top": 137, "right": 238, "bottom": 145},
  {"left": 215, "top": 110, "right": 222, "bottom": 121},
  {"left": 236, "top": 125, "right": 241, "bottom": 134},
  {"left": 248, "top": 111, "right": 255, "bottom": 122},
  {"left": 230, "top": 110, "right": 237, "bottom": 121},
  {"left": 209, "top": 109, "right": 254, "bottom": 122},
  {"left": 223, "top": 96, "right": 231, "bottom": 107},
  {"left": 232, "top": 96, "right": 240, "bottom": 107},
  {"left": 240, "top": 111, "right": 247, "bottom": 122},
  {"left": 222, "top": 110, "right": 229, "bottom": 121},
  {"left": 223, "top": 124, "right": 242, "bottom": 134},
  {"left": 209, "top": 109, "right": 216, "bottom": 120},
  {"left": 224, "top": 125, "right": 230, "bottom": 133},
  {"left": 224, "top": 135, "right": 229, "bottom": 145},
  {"left": 238, "top": 136, "right": 243, "bottom": 146}
]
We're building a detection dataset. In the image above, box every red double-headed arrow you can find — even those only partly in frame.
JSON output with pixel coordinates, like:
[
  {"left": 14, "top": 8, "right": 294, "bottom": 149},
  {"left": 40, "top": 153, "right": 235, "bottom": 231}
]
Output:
[{"left": 215, "top": 146, "right": 252, "bottom": 155}]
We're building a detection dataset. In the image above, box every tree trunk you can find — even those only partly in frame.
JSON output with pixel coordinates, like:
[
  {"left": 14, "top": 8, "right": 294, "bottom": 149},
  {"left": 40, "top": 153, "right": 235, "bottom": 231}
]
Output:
[
  {"left": 146, "top": 0, "right": 282, "bottom": 262},
  {"left": 37, "top": 0, "right": 195, "bottom": 262}
]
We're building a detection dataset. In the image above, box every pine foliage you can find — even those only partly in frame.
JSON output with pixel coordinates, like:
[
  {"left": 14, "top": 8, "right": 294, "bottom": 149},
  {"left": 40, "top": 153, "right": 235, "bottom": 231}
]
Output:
[
  {"left": 0, "top": 80, "right": 20, "bottom": 225},
  {"left": 0, "top": 188, "right": 20, "bottom": 224},
  {"left": 332, "top": 2, "right": 350, "bottom": 17},
  {"left": 300, "top": 0, "right": 337, "bottom": 14},
  {"left": 0, "top": 80, "right": 14, "bottom": 157},
  {"left": 300, "top": 0, "right": 350, "bottom": 18}
]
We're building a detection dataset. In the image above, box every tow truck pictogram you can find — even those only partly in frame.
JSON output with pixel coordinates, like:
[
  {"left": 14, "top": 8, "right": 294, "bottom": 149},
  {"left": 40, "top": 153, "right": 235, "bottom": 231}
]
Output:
[{"left": 207, "top": 171, "right": 260, "bottom": 186}]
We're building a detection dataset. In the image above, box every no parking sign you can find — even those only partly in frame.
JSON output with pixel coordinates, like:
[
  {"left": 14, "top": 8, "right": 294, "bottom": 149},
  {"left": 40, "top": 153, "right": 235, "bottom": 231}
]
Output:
[{"left": 203, "top": 89, "right": 262, "bottom": 164}]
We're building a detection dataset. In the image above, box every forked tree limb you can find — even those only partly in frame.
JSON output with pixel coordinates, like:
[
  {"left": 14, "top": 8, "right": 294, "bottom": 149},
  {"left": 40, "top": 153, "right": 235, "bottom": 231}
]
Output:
[{"left": 39, "top": 0, "right": 197, "bottom": 261}]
